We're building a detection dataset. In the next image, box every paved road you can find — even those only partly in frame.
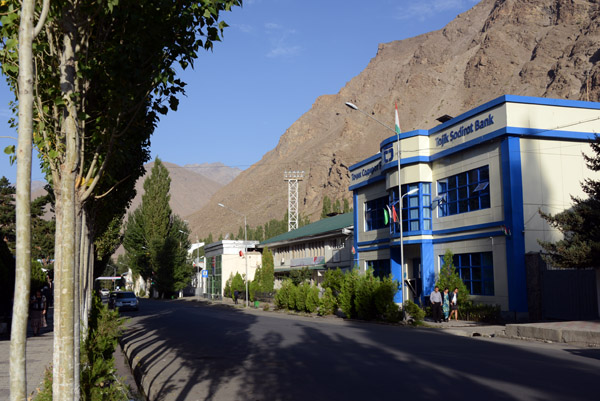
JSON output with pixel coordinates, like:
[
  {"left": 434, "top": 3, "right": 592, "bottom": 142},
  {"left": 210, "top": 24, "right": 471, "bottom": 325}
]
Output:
[{"left": 121, "top": 299, "right": 600, "bottom": 401}]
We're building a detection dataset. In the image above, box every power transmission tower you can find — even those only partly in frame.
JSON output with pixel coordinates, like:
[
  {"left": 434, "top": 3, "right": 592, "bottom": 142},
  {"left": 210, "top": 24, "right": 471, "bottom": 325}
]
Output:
[{"left": 284, "top": 170, "right": 304, "bottom": 231}]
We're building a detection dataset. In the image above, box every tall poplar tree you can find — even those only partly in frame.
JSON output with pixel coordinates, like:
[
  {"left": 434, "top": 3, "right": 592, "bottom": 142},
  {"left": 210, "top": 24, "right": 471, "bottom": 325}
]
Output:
[
  {"left": 123, "top": 158, "right": 192, "bottom": 297},
  {"left": 1, "top": 1, "right": 241, "bottom": 398}
]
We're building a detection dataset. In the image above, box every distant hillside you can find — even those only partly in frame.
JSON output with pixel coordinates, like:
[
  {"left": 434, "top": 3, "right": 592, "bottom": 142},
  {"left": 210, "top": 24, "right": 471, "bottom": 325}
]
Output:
[
  {"left": 128, "top": 161, "right": 224, "bottom": 218},
  {"left": 183, "top": 162, "right": 241, "bottom": 186},
  {"left": 185, "top": 0, "right": 600, "bottom": 239}
]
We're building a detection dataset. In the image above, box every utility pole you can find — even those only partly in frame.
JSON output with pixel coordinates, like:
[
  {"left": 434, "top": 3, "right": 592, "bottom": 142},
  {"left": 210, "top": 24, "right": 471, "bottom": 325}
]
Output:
[{"left": 284, "top": 170, "right": 304, "bottom": 231}]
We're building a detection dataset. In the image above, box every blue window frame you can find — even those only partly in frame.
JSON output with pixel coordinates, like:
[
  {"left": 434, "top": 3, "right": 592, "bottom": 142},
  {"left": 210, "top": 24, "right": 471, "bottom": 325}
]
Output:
[
  {"left": 437, "top": 166, "right": 490, "bottom": 217},
  {"left": 391, "top": 182, "right": 432, "bottom": 234},
  {"left": 367, "top": 259, "right": 391, "bottom": 279},
  {"left": 441, "top": 252, "right": 494, "bottom": 296},
  {"left": 365, "top": 196, "right": 387, "bottom": 231}
]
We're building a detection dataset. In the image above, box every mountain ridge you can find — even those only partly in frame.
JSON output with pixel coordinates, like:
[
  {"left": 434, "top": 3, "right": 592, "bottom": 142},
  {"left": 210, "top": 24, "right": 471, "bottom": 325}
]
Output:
[{"left": 185, "top": 0, "right": 600, "bottom": 239}]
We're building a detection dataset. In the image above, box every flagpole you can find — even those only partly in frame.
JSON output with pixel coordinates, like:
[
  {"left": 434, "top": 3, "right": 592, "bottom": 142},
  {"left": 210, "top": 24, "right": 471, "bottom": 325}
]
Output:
[
  {"left": 395, "top": 102, "right": 405, "bottom": 306},
  {"left": 345, "top": 100, "right": 413, "bottom": 307}
]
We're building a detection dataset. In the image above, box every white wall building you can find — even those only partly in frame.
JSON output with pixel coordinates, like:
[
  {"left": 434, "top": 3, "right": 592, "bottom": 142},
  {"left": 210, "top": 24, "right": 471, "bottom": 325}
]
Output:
[
  {"left": 204, "top": 240, "right": 261, "bottom": 299},
  {"left": 349, "top": 95, "right": 599, "bottom": 318}
]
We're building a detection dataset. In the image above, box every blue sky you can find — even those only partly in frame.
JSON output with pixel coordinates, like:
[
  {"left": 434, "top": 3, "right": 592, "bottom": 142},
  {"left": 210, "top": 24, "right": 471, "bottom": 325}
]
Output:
[{"left": 0, "top": 0, "right": 479, "bottom": 183}]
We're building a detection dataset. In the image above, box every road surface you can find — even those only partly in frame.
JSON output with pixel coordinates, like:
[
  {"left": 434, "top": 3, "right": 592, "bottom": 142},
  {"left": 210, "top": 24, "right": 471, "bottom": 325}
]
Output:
[{"left": 120, "top": 299, "right": 600, "bottom": 401}]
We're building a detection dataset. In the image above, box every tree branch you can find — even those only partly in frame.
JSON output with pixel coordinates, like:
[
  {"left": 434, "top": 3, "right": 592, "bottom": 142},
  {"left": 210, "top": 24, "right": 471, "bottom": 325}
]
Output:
[{"left": 33, "top": 0, "right": 50, "bottom": 38}]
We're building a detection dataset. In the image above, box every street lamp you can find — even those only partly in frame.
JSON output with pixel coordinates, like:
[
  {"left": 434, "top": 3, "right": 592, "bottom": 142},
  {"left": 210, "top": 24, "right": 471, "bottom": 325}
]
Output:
[
  {"left": 399, "top": 187, "right": 419, "bottom": 304},
  {"left": 346, "top": 101, "right": 414, "bottom": 305},
  {"left": 218, "top": 203, "right": 248, "bottom": 307}
]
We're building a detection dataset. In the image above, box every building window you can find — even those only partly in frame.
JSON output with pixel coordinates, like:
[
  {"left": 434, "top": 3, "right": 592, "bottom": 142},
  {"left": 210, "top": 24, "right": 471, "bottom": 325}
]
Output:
[
  {"left": 367, "top": 259, "right": 391, "bottom": 279},
  {"left": 391, "top": 182, "right": 432, "bottom": 233},
  {"left": 364, "top": 196, "right": 387, "bottom": 231},
  {"left": 437, "top": 165, "right": 490, "bottom": 217},
  {"left": 441, "top": 252, "right": 494, "bottom": 296}
]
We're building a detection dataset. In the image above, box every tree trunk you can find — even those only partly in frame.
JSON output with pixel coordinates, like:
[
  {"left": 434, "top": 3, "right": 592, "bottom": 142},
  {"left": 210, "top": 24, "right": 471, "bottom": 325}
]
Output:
[
  {"left": 53, "top": 27, "right": 79, "bottom": 401},
  {"left": 10, "top": 1, "right": 35, "bottom": 399},
  {"left": 73, "top": 206, "right": 84, "bottom": 401}
]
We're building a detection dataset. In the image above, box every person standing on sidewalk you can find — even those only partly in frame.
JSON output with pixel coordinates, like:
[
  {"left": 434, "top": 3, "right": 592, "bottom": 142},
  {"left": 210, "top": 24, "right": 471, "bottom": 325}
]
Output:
[
  {"left": 430, "top": 286, "right": 443, "bottom": 323},
  {"left": 450, "top": 287, "right": 459, "bottom": 321},
  {"left": 442, "top": 288, "right": 450, "bottom": 322},
  {"left": 29, "top": 289, "right": 46, "bottom": 336}
]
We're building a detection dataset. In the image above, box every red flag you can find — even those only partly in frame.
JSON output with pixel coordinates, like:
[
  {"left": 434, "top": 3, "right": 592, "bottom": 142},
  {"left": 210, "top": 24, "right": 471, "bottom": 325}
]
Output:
[{"left": 392, "top": 205, "right": 398, "bottom": 223}]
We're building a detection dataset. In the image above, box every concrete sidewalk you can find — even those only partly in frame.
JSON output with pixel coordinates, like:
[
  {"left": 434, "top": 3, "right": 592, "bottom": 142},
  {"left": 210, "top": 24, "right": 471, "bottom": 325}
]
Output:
[
  {"left": 184, "top": 296, "right": 600, "bottom": 347},
  {"left": 0, "top": 310, "right": 54, "bottom": 400},
  {"left": 425, "top": 317, "right": 600, "bottom": 346},
  {"left": 504, "top": 320, "right": 600, "bottom": 346}
]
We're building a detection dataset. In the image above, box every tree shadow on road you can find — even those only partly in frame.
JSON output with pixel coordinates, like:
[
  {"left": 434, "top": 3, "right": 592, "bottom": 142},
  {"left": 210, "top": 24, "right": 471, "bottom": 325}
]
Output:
[{"left": 121, "top": 300, "right": 600, "bottom": 401}]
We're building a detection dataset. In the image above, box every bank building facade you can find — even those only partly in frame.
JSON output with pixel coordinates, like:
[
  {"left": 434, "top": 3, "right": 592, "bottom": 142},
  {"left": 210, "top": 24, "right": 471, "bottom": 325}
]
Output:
[{"left": 349, "top": 95, "right": 599, "bottom": 317}]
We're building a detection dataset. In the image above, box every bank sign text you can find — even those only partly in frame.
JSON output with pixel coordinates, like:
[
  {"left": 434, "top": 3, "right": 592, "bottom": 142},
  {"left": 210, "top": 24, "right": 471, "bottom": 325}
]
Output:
[{"left": 435, "top": 113, "right": 495, "bottom": 147}]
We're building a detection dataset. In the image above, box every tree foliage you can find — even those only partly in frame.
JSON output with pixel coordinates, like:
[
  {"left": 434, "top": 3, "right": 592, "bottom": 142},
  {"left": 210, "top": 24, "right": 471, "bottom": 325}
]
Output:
[
  {"left": 0, "top": 177, "right": 15, "bottom": 252},
  {"left": 539, "top": 137, "right": 600, "bottom": 269},
  {"left": 436, "top": 249, "right": 470, "bottom": 305},
  {"left": 123, "top": 159, "right": 192, "bottom": 296}
]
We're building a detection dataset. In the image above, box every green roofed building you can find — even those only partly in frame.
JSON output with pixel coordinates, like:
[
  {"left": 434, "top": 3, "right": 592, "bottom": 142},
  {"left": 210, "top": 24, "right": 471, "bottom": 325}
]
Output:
[{"left": 258, "top": 213, "right": 354, "bottom": 285}]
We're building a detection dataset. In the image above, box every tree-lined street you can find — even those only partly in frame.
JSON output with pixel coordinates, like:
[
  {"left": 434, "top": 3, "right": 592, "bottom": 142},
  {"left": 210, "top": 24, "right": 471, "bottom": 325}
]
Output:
[{"left": 121, "top": 299, "right": 600, "bottom": 401}]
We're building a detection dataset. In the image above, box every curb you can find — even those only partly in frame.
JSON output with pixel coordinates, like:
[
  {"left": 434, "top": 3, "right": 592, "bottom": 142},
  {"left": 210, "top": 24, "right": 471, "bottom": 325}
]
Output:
[{"left": 505, "top": 324, "right": 600, "bottom": 347}]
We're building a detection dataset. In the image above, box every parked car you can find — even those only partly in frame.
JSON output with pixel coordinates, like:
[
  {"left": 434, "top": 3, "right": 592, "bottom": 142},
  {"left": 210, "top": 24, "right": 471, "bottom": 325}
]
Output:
[
  {"left": 99, "top": 288, "right": 110, "bottom": 297},
  {"left": 108, "top": 291, "right": 139, "bottom": 311}
]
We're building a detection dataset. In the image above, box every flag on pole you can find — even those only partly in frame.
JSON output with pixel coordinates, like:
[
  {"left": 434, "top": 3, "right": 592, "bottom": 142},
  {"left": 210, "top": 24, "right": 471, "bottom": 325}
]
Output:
[
  {"left": 395, "top": 102, "right": 401, "bottom": 135},
  {"left": 384, "top": 205, "right": 391, "bottom": 225},
  {"left": 391, "top": 204, "right": 398, "bottom": 223}
]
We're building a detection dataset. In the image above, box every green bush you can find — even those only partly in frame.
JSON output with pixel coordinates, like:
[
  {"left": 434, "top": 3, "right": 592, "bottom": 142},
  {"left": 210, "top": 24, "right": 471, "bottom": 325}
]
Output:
[
  {"left": 436, "top": 249, "right": 470, "bottom": 305},
  {"left": 318, "top": 287, "right": 337, "bottom": 316},
  {"left": 289, "top": 267, "right": 311, "bottom": 286},
  {"left": 80, "top": 295, "right": 129, "bottom": 401},
  {"left": 355, "top": 272, "right": 378, "bottom": 320},
  {"left": 305, "top": 285, "right": 320, "bottom": 313},
  {"left": 322, "top": 268, "right": 344, "bottom": 307},
  {"left": 287, "top": 283, "right": 298, "bottom": 310},
  {"left": 231, "top": 273, "right": 245, "bottom": 295},
  {"left": 32, "top": 366, "right": 52, "bottom": 401},
  {"left": 138, "top": 288, "right": 146, "bottom": 298},
  {"left": 249, "top": 280, "right": 260, "bottom": 302},
  {"left": 340, "top": 270, "right": 359, "bottom": 318},
  {"left": 403, "top": 299, "right": 425, "bottom": 324},
  {"left": 376, "top": 276, "right": 401, "bottom": 322},
  {"left": 274, "top": 279, "right": 292, "bottom": 309},
  {"left": 224, "top": 274, "right": 232, "bottom": 298},
  {"left": 296, "top": 282, "right": 308, "bottom": 312},
  {"left": 460, "top": 302, "right": 501, "bottom": 323}
]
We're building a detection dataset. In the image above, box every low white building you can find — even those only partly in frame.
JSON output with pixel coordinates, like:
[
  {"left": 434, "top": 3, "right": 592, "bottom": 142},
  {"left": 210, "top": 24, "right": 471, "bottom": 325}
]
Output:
[{"left": 204, "top": 240, "right": 261, "bottom": 299}]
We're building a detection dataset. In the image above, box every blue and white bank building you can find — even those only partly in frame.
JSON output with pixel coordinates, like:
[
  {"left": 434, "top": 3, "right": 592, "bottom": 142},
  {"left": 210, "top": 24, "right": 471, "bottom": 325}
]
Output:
[{"left": 349, "top": 95, "right": 599, "bottom": 316}]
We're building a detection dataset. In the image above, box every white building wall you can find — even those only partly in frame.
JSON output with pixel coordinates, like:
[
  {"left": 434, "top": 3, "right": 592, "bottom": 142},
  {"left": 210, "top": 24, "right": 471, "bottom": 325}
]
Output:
[
  {"left": 521, "top": 139, "right": 597, "bottom": 253},
  {"left": 220, "top": 252, "right": 261, "bottom": 294}
]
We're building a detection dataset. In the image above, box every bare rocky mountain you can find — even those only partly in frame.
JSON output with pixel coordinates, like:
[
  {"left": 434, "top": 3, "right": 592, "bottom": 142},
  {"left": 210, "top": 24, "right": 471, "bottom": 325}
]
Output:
[
  {"left": 128, "top": 161, "right": 224, "bottom": 218},
  {"left": 187, "top": 0, "right": 600, "bottom": 239},
  {"left": 183, "top": 162, "right": 241, "bottom": 185}
]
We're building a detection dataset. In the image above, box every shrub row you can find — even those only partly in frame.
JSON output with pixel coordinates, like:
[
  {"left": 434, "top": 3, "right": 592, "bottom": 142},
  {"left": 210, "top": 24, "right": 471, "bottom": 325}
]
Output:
[
  {"left": 274, "top": 280, "right": 320, "bottom": 313},
  {"left": 274, "top": 268, "right": 401, "bottom": 322}
]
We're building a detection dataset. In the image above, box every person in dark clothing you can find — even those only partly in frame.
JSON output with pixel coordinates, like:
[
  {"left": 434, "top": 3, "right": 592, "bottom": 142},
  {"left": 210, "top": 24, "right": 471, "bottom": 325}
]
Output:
[
  {"left": 30, "top": 289, "right": 47, "bottom": 336},
  {"left": 233, "top": 290, "right": 239, "bottom": 304},
  {"left": 430, "top": 286, "right": 443, "bottom": 323}
]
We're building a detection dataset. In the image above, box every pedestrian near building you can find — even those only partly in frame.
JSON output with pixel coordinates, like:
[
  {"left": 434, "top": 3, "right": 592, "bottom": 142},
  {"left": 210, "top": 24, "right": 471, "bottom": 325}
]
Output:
[
  {"left": 442, "top": 288, "right": 450, "bottom": 322},
  {"left": 450, "top": 287, "right": 459, "bottom": 321},
  {"left": 29, "top": 289, "right": 46, "bottom": 336},
  {"left": 430, "top": 286, "right": 443, "bottom": 323}
]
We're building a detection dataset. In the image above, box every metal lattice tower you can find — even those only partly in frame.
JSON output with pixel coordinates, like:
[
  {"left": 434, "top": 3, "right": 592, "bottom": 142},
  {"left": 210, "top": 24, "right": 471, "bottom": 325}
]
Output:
[{"left": 284, "top": 170, "right": 304, "bottom": 231}]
